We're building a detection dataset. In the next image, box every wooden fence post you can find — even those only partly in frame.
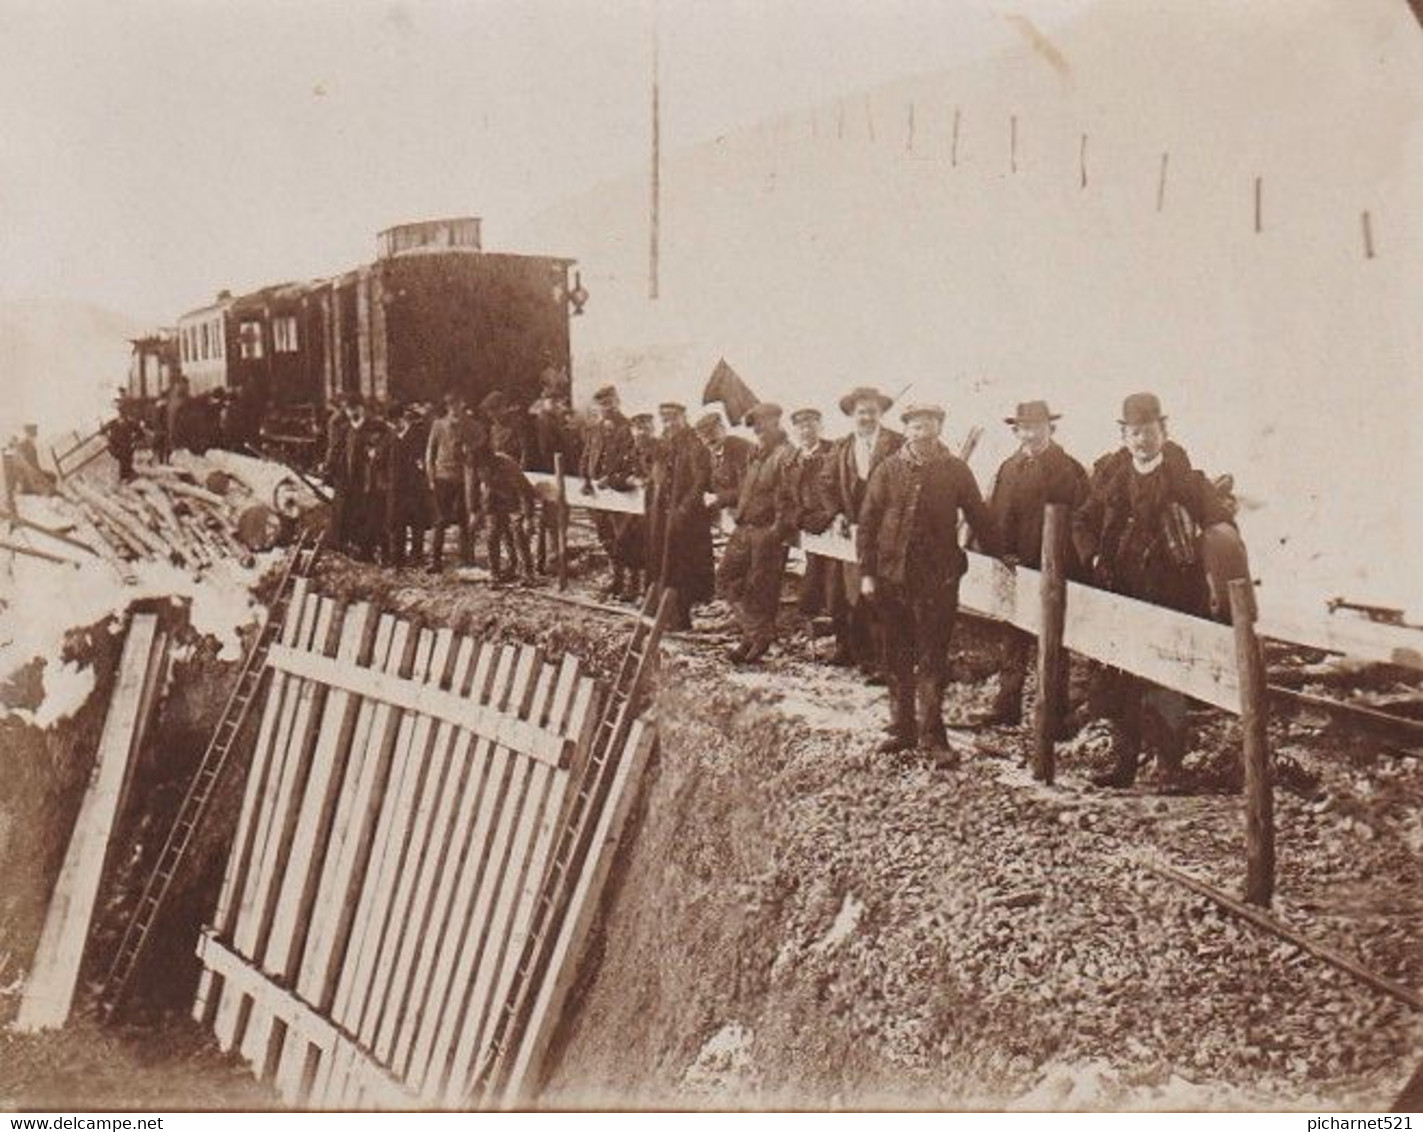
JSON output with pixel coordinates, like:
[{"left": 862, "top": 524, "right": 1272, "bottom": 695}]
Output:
[
  {"left": 1033, "top": 504, "right": 1069, "bottom": 784},
  {"left": 1230, "top": 578, "right": 1274, "bottom": 907},
  {"left": 553, "top": 453, "right": 569, "bottom": 592}
]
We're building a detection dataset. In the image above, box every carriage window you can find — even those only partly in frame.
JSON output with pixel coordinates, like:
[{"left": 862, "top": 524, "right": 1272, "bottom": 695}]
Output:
[
  {"left": 239, "top": 320, "right": 265, "bottom": 359},
  {"left": 273, "top": 315, "right": 299, "bottom": 354},
  {"left": 214, "top": 319, "right": 224, "bottom": 358},
  {"left": 201, "top": 323, "right": 210, "bottom": 360}
]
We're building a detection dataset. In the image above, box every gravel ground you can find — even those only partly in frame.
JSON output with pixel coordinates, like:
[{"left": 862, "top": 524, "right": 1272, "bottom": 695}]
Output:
[
  {"left": 4, "top": 542, "right": 1417, "bottom": 1110},
  {"left": 529, "top": 569, "right": 1423, "bottom": 1110}
]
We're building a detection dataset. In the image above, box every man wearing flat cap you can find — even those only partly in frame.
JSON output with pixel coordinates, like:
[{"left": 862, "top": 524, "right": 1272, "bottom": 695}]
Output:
[
  {"left": 1073, "top": 392, "right": 1237, "bottom": 792},
  {"left": 645, "top": 402, "right": 714, "bottom": 628},
  {"left": 718, "top": 402, "right": 794, "bottom": 663},
  {"left": 695, "top": 410, "right": 754, "bottom": 529},
  {"left": 819, "top": 385, "right": 903, "bottom": 674},
  {"left": 779, "top": 407, "right": 838, "bottom": 622},
  {"left": 580, "top": 384, "right": 643, "bottom": 599},
  {"left": 982, "top": 400, "right": 1089, "bottom": 727},
  {"left": 858, "top": 402, "right": 999, "bottom": 758}
]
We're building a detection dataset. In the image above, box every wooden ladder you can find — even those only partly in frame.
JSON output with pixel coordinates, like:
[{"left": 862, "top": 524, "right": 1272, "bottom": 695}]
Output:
[
  {"left": 464, "top": 585, "right": 673, "bottom": 1105},
  {"left": 101, "top": 534, "right": 321, "bottom": 1015}
]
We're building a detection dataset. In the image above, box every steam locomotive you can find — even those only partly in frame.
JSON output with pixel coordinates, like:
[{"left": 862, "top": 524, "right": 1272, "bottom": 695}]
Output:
[{"left": 127, "top": 217, "right": 586, "bottom": 459}]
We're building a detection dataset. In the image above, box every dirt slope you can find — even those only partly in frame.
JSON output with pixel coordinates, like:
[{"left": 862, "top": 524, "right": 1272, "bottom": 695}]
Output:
[{"left": 528, "top": 606, "right": 1422, "bottom": 1110}]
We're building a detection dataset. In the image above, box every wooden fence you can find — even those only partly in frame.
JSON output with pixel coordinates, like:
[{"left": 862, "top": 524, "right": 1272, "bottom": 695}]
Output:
[
  {"left": 193, "top": 580, "right": 659, "bottom": 1108},
  {"left": 531, "top": 474, "right": 1423, "bottom": 909}
]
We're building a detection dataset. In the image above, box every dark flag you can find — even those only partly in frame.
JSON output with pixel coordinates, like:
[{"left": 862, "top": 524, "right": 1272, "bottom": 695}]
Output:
[{"left": 702, "top": 358, "right": 760, "bottom": 426}]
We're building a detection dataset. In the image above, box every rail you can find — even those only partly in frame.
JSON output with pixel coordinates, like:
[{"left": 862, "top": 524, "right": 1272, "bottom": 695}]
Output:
[{"left": 526, "top": 473, "right": 1423, "bottom": 909}]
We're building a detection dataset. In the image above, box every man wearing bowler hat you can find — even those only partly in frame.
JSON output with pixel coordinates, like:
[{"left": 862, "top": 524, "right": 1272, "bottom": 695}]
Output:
[
  {"left": 819, "top": 385, "right": 903, "bottom": 674},
  {"left": 1073, "top": 392, "right": 1236, "bottom": 791},
  {"left": 718, "top": 402, "right": 794, "bottom": 663},
  {"left": 858, "top": 402, "right": 999, "bottom": 758},
  {"left": 981, "top": 400, "right": 1089, "bottom": 727}
]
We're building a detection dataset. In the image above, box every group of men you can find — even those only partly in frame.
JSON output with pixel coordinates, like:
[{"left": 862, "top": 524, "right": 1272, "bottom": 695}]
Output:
[
  {"left": 581, "top": 381, "right": 1238, "bottom": 791},
  {"left": 321, "top": 369, "right": 579, "bottom": 580},
  {"left": 115, "top": 361, "right": 1234, "bottom": 793}
]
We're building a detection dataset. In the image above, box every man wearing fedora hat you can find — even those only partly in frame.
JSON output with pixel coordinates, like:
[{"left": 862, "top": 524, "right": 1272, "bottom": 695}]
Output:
[
  {"left": 859, "top": 402, "right": 999, "bottom": 758},
  {"left": 718, "top": 402, "right": 794, "bottom": 663},
  {"left": 981, "top": 400, "right": 1089, "bottom": 727},
  {"left": 1073, "top": 391, "right": 1236, "bottom": 791},
  {"left": 819, "top": 385, "right": 903, "bottom": 674}
]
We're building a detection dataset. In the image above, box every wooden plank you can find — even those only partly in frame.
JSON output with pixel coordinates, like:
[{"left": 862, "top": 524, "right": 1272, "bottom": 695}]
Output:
[
  {"left": 400, "top": 657, "right": 566, "bottom": 1089},
  {"left": 553, "top": 454, "right": 570, "bottom": 591},
  {"left": 195, "top": 579, "right": 311, "bottom": 1026},
  {"left": 339, "top": 630, "right": 453, "bottom": 1043},
  {"left": 437, "top": 650, "right": 566, "bottom": 1103},
  {"left": 495, "top": 719, "right": 657, "bottom": 1106},
  {"left": 446, "top": 664, "right": 591, "bottom": 1099},
  {"left": 15, "top": 615, "right": 163, "bottom": 1031},
  {"left": 369, "top": 638, "right": 491, "bottom": 1065},
  {"left": 1061, "top": 578, "right": 1239, "bottom": 713},
  {"left": 268, "top": 604, "right": 384, "bottom": 1099},
  {"left": 237, "top": 597, "right": 340, "bottom": 1069},
  {"left": 457, "top": 767, "right": 570, "bottom": 1095},
  {"left": 266, "top": 603, "right": 380, "bottom": 978},
  {"left": 433, "top": 755, "right": 532, "bottom": 1100},
  {"left": 525, "top": 471, "right": 643, "bottom": 516},
  {"left": 350, "top": 628, "right": 460, "bottom": 1046},
  {"left": 400, "top": 650, "right": 541, "bottom": 1095},
  {"left": 266, "top": 644, "right": 572, "bottom": 767},
  {"left": 197, "top": 931, "right": 420, "bottom": 1106},
  {"left": 393, "top": 653, "right": 550, "bottom": 1073},
  {"left": 329, "top": 627, "right": 440, "bottom": 1035},
  {"left": 1258, "top": 609, "right": 1423, "bottom": 673},
  {"left": 297, "top": 618, "right": 414, "bottom": 1010},
  {"left": 414, "top": 648, "right": 538, "bottom": 1099},
  {"left": 214, "top": 591, "right": 324, "bottom": 1051},
  {"left": 325, "top": 640, "right": 498, "bottom": 1109}
]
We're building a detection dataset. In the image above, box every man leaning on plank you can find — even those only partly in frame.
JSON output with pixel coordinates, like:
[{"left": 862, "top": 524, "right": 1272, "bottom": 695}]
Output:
[{"left": 1072, "top": 392, "right": 1237, "bottom": 793}]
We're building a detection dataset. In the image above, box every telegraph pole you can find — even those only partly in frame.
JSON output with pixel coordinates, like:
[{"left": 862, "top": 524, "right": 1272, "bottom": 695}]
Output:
[{"left": 649, "top": 0, "right": 661, "bottom": 301}]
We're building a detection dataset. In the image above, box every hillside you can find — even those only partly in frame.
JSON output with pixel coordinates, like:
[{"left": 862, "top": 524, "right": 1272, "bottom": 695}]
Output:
[{"left": 514, "top": 0, "right": 1423, "bottom": 620}]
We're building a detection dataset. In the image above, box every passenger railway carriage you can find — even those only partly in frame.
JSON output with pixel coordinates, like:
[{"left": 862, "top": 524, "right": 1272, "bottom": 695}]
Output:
[{"left": 131, "top": 217, "right": 585, "bottom": 448}]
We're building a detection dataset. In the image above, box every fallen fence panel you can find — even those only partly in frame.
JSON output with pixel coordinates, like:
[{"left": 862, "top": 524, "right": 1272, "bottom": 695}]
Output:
[{"left": 194, "top": 588, "right": 663, "bottom": 1109}]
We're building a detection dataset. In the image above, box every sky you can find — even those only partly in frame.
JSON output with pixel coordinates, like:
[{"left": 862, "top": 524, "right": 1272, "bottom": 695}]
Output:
[{"left": 0, "top": 0, "right": 1089, "bottom": 324}]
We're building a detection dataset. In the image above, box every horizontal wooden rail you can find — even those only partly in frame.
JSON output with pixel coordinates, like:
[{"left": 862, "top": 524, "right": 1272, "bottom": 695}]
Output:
[
  {"left": 197, "top": 930, "right": 414, "bottom": 1108},
  {"left": 525, "top": 471, "right": 643, "bottom": 516},
  {"left": 544, "top": 481, "right": 1419, "bottom": 681},
  {"left": 265, "top": 645, "right": 574, "bottom": 768}
]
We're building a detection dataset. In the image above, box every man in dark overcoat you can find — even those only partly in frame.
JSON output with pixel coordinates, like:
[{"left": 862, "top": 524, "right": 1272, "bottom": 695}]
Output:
[
  {"left": 580, "top": 384, "right": 641, "bottom": 599},
  {"left": 858, "top": 403, "right": 999, "bottom": 759},
  {"left": 780, "top": 407, "right": 838, "bottom": 620},
  {"left": 819, "top": 385, "right": 903, "bottom": 674},
  {"left": 644, "top": 401, "right": 713, "bottom": 630},
  {"left": 982, "top": 400, "right": 1089, "bottom": 726},
  {"left": 342, "top": 396, "right": 392, "bottom": 561},
  {"left": 694, "top": 411, "right": 753, "bottom": 531},
  {"left": 717, "top": 402, "right": 794, "bottom": 664},
  {"left": 385, "top": 405, "right": 430, "bottom": 567},
  {"left": 1072, "top": 392, "right": 1237, "bottom": 791}
]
